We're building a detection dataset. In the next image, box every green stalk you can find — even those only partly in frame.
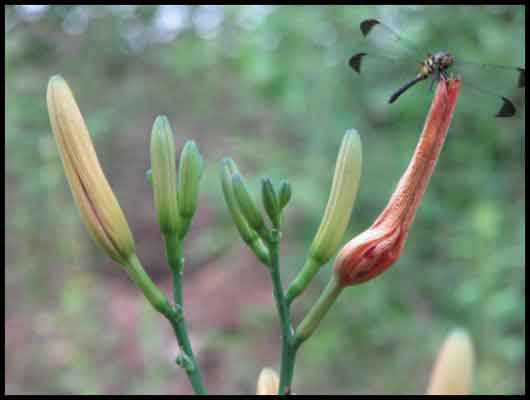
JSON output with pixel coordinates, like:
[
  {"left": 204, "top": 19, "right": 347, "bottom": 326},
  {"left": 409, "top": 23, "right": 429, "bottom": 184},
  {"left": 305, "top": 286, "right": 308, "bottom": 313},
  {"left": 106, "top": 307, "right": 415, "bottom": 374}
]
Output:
[
  {"left": 294, "top": 276, "right": 343, "bottom": 345},
  {"left": 267, "top": 230, "right": 297, "bottom": 395},
  {"left": 163, "top": 232, "right": 207, "bottom": 395}
]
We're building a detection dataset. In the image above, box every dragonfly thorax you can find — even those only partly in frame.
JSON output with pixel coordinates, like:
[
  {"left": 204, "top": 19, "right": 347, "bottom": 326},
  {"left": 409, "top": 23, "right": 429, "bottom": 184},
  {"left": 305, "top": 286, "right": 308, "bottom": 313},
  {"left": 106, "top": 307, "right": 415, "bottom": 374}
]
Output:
[{"left": 420, "top": 52, "right": 454, "bottom": 78}]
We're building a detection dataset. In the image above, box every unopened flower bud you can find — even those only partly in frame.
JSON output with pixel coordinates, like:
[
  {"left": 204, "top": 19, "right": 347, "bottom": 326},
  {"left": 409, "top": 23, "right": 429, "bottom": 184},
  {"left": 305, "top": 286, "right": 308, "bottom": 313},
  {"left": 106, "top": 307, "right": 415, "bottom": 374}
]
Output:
[
  {"left": 287, "top": 129, "right": 362, "bottom": 302},
  {"left": 232, "top": 173, "right": 267, "bottom": 236},
  {"left": 426, "top": 328, "right": 474, "bottom": 395},
  {"left": 261, "top": 177, "right": 280, "bottom": 228},
  {"left": 309, "top": 129, "right": 362, "bottom": 263},
  {"left": 220, "top": 159, "right": 269, "bottom": 264},
  {"left": 150, "top": 115, "right": 181, "bottom": 235},
  {"left": 256, "top": 367, "right": 279, "bottom": 395},
  {"left": 178, "top": 140, "right": 203, "bottom": 220},
  {"left": 334, "top": 80, "right": 460, "bottom": 287},
  {"left": 47, "top": 75, "right": 135, "bottom": 265},
  {"left": 277, "top": 180, "right": 292, "bottom": 210}
]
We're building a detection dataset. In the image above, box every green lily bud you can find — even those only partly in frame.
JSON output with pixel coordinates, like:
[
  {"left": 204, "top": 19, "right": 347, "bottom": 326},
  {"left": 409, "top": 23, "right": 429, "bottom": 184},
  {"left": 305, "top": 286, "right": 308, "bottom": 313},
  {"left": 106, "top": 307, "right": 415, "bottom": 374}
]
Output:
[
  {"left": 287, "top": 129, "right": 362, "bottom": 302},
  {"left": 232, "top": 173, "right": 271, "bottom": 242},
  {"left": 178, "top": 140, "right": 203, "bottom": 220},
  {"left": 150, "top": 115, "right": 181, "bottom": 235},
  {"left": 261, "top": 177, "right": 280, "bottom": 228},
  {"left": 47, "top": 75, "right": 136, "bottom": 266},
  {"left": 220, "top": 159, "right": 256, "bottom": 242},
  {"left": 231, "top": 174, "right": 264, "bottom": 231},
  {"left": 220, "top": 159, "right": 269, "bottom": 264},
  {"left": 277, "top": 180, "right": 292, "bottom": 210}
]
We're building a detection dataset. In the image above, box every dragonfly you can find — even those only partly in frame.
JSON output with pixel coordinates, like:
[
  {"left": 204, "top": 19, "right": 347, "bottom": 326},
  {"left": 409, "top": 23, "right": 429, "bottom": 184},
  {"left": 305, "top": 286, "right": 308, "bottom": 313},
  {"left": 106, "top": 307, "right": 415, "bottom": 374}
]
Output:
[{"left": 349, "top": 19, "right": 525, "bottom": 117}]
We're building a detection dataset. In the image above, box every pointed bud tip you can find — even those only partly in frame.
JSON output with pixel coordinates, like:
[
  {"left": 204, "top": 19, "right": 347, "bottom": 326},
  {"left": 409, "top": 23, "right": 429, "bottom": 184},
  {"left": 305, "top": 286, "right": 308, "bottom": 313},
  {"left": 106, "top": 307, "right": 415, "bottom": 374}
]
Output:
[
  {"left": 344, "top": 128, "right": 359, "bottom": 137},
  {"left": 153, "top": 115, "right": 171, "bottom": 130},
  {"left": 184, "top": 139, "right": 198, "bottom": 149},
  {"left": 222, "top": 158, "right": 239, "bottom": 175},
  {"left": 47, "top": 75, "right": 69, "bottom": 100},
  {"left": 48, "top": 74, "right": 65, "bottom": 85}
]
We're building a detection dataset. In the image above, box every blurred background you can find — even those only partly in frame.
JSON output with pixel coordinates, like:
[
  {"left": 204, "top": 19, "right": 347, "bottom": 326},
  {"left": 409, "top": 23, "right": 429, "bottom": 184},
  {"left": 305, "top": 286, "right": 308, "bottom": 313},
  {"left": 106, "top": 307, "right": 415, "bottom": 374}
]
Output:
[{"left": 5, "top": 5, "right": 524, "bottom": 395}]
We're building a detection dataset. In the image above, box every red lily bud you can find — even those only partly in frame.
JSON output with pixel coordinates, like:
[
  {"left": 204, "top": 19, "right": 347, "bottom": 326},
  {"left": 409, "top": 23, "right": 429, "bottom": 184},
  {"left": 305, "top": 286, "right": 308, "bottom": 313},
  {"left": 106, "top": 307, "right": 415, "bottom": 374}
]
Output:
[{"left": 334, "top": 79, "right": 461, "bottom": 287}]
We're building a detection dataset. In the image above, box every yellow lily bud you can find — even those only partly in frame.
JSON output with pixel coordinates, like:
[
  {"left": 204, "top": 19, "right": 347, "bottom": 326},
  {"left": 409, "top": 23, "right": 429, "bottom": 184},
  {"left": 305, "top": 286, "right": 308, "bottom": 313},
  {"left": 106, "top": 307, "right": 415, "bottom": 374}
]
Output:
[
  {"left": 47, "top": 75, "right": 135, "bottom": 265},
  {"left": 256, "top": 367, "right": 279, "bottom": 395},
  {"left": 150, "top": 115, "right": 181, "bottom": 235},
  {"left": 309, "top": 129, "right": 362, "bottom": 263},
  {"left": 426, "top": 328, "right": 474, "bottom": 395},
  {"left": 287, "top": 129, "right": 362, "bottom": 302}
]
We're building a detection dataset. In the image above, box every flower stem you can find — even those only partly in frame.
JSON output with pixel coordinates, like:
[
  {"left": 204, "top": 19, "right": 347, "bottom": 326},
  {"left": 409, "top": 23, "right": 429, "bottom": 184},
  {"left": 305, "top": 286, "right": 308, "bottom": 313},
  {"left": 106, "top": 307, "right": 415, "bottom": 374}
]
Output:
[
  {"left": 267, "top": 229, "right": 297, "bottom": 394},
  {"left": 163, "top": 232, "right": 207, "bottom": 395},
  {"left": 295, "top": 276, "right": 343, "bottom": 345}
]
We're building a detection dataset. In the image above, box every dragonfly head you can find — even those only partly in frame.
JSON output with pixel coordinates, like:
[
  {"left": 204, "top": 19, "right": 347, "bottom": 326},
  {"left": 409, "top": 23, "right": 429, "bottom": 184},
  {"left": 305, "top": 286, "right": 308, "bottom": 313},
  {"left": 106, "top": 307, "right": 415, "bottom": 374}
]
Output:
[{"left": 434, "top": 52, "right": 454, "bottom": 71}]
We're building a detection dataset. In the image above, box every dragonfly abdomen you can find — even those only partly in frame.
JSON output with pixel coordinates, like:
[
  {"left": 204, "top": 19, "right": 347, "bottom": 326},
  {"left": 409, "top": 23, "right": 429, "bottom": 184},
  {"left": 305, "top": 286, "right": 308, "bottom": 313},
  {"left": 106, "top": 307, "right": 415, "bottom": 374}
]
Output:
[{"left": 389, "top": 75, "right": 428, "bottom": 103}]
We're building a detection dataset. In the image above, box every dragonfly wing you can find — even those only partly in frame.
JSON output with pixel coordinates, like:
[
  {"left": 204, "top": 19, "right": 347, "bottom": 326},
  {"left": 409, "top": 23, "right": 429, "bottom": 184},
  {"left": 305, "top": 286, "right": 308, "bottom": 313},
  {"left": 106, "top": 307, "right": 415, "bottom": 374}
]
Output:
[
  {"left": 360, "top": 19, "right": 382, "bottom": 36},
  {"left": 497, "top": 97, "right": 517, "bottom": 118},
  {"left": 452, "top": 59, "right": 525, "bottom": 117},
  {"left": 356, "top": 18, "right": 427, "bottom": 63}
]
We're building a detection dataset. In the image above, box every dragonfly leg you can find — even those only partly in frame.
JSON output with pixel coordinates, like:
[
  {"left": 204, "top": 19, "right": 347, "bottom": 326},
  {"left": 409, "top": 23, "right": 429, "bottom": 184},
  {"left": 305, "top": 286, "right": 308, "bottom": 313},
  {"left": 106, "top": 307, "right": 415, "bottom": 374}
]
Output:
[{"left": 429, "top": 72, "right": 439, "bottom": 91}]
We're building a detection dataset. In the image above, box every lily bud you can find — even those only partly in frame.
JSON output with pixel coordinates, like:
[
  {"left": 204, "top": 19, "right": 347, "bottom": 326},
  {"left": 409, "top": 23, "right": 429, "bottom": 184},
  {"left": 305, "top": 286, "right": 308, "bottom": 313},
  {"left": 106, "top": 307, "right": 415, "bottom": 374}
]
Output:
[
  {"left": 334, "top": 79, "right": 461, "bottom": 287},
  {"left": 256, "top": 367, "right": 279, "bottom": 395},
  {"left": 426, "top": 328, "right": 474, "bottom": 395},
  {"left": 277, "top": 180, "right": 292, "bottom": 210},
  {"left": 261, "top": 177, "right": 280, "bottom": 228},
  {"left": 178, "top": 140, "right": 203, "bottom": 220},
  {"left": 309, "top": 129, "right": 362, "bottom": 263},
  {"left": 287, "top": 129, "right": 362, "bottom": 302},
  {"left": 220, "top": 159, "right": 269, "bottom": 264},
  {"left": 150, "top": 116, "right": 181, "bottom": 235},
  {"left": 47, "top": 75, "right": 135, "bottom": 265},
  {"left": 232, "top": 173, "right": 267, "bottom": 236}
]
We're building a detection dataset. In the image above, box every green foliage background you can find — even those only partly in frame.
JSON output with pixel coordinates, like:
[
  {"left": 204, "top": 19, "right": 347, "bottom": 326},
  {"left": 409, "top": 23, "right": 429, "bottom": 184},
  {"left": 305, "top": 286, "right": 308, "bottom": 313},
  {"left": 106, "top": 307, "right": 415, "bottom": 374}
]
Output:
[{"left": 5, "top": 5, "right": 524, "bottom": 395}]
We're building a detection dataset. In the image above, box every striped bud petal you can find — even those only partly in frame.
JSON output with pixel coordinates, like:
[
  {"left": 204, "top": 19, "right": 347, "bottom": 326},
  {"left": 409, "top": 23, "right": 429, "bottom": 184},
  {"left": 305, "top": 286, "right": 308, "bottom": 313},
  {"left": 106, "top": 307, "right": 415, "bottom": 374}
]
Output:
[{"left": 47, "top": 75, "right": 135, "bottom": 265}]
